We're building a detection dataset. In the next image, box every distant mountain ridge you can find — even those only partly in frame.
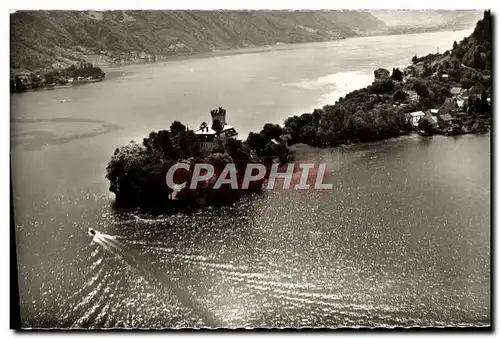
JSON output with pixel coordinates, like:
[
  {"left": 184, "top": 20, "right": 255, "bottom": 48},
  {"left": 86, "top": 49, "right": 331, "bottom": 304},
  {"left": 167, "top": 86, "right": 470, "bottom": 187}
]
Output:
[
  {"left": 10, "top": 10, "right": 387, "bottom": 71},
  {"left": 10, "top": 10, "right": 482, "bottom": 72},
  {"left": 372, "top": 10, "right": 483, "bottom": 29}
]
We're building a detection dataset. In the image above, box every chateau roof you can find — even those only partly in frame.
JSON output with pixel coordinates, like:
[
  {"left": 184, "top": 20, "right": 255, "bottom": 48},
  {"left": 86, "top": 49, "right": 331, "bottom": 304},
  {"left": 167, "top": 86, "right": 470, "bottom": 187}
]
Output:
[
  {"left": 196, "top": 127, "right": 217, "bottom": 135},
  {"left": 196, "top": 123, "right": 236, "bottom": 136}
]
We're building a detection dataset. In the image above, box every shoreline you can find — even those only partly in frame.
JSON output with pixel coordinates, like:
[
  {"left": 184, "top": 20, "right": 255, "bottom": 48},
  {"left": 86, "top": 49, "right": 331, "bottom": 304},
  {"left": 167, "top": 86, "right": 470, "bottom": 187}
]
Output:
[
  {"left": 10, "top": 26, "right": 474, "bottom": 95},
  {"left": 28, "top": 27, "right": 476, "bottom": 74},
  {"left": 9, "top": 79, "right": 104, "bottom": 95},
  {"left": 100, "top": 27, "right": 474, "bottom": 71},
  {"left": 244, "top": 12, "right": 491, "bottom": 153}
]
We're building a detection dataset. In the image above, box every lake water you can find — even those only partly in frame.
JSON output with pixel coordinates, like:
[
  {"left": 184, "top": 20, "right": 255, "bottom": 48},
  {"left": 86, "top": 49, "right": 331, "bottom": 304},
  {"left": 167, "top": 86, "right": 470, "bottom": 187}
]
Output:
[{"left": 10, "top": 29, "right": 491, "bottom": 328}]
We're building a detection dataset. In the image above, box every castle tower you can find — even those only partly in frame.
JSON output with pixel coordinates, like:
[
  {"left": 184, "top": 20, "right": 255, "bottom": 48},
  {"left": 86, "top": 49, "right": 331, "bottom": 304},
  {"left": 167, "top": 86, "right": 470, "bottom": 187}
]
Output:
[
  {"left": 196, "top": 107, "right": 237, "bottom": 156},
  {"left": 210, "top": 107, "right": 226, "bottom": 127}
]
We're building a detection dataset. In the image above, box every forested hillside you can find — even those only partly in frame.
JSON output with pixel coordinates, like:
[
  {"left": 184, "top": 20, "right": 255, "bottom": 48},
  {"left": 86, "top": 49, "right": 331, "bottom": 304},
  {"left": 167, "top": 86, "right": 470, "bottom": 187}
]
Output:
[{"left": 11, "top": 10, "right": 387, "bottom": 71}]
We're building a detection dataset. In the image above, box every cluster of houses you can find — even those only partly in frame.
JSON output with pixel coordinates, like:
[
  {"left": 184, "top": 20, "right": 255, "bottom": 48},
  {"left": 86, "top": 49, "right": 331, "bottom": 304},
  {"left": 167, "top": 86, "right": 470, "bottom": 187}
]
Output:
[
  {"left": 11, "top": 72, "right": 104, "bottom": 91},
  {"left": 67, "top": 75, "right": 104, "bottom": 84},
  {"left": 405, "top": 84, "right": 491, "bottom": 134},
  {"left": 406, "top": 109, "right": 453, "bottom": 129}
]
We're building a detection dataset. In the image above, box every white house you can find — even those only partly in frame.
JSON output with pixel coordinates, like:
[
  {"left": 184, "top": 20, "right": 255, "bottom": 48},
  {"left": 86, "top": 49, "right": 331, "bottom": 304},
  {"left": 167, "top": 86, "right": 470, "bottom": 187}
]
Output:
[{"left": 408, "top": 111, "right": 425, "bottom": 127}]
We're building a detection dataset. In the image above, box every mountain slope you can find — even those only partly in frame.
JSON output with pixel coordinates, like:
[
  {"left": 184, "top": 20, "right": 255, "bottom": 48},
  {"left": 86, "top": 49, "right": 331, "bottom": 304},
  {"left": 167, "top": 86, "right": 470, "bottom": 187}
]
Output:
[
  {"left": 371, "top": 10, "right": 482, "bottom": 28},
  {"left": 10, "top": 10, "right": 387, "bottom": 71}
]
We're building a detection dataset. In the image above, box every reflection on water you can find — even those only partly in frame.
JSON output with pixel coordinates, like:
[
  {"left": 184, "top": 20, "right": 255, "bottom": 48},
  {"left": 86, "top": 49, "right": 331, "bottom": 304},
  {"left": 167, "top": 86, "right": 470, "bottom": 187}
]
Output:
[
  {"left": 11, "top": 29, "right": 488, "bottom": 328},
  {"left": 14, "top": 134, "right": 490, "bottom": 328}
]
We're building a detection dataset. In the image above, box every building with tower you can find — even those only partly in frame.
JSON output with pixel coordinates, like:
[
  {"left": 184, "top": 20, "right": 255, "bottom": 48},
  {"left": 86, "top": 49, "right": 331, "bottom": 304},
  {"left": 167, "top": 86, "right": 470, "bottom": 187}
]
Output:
[{"left": 195, "top": 107, "right": 238, "bottom": 155}]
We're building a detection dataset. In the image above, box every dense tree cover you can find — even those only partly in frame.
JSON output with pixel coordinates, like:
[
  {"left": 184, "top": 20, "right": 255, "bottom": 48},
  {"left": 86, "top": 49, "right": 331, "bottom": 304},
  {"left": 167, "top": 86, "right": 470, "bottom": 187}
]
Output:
[
  {"left": 64, "top": 63, "right": 106, "bottom": 78},
  {"left": 246, "top": 123, "right": 294, "bottom": 163},
  {"left": 106, "top": 13, "right": 493, "bottom": 211},
  {"left": 437, "top": 12, "right": 491, "bottom": 90},
  {"left": 247, "top": 75, "right": 453, "bottom": 148},
  {"left": 412, "top": 52, "right": 441, "bottom": 65},
  {"left": 12, "top": 76, "right": 25, "bottom": 93},
  {"left": 462, "top": 90, "right": 491, "bottom": 117},
  {"left": 408, "top": 12, "right": 491, "bottom": 96},
  {"left": 106, "top": 118, "right": 279, "bottom": 211},
  {"left": 10, "top": 11, "right": 395, "bottom": 71}
]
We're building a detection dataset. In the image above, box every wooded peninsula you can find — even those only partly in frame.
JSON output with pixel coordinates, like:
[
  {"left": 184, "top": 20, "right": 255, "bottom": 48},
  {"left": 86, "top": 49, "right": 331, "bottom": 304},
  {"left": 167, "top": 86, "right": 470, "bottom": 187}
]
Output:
[{"left": 105, "top": 11, "right": 492, "bottom": 212}]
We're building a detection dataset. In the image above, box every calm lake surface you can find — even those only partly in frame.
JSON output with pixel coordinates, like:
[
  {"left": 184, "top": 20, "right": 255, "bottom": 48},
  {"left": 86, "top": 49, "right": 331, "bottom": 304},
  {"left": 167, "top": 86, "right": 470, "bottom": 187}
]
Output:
[{"left": 11, "top": 29, "right": 490, "bottom": 328}]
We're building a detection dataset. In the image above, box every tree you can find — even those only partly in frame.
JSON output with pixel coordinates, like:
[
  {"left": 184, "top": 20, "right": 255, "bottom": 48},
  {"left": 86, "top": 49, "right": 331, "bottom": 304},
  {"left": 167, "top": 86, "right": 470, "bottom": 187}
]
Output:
[
  {"left": 177, "top": 130, "right": 200, "bottom": 159},
  {"left": 261, "top": 123, "right": 283, "bottom": 141},
  {"left": 391, "top": 67, "right": 403, "bottom": 81},
  {"left": 467, "top": 96, "right": 475, "bottom": 115},
  {"left": 412, "top": 79, "right": 430, "bottom": 98},
  {"left": 422, "top": 62, "right": 432, "bottom": 77},
  {"left": 474, "top": 97, "right": 482, "bottom": 114},
  {"left": 225, "top": 138, "right": 251, "bottom": 165},
  {"left": 483, "top": 10, "right": 492, "bottom": 44},
  {"left": 211, "top": 138, "right": 226, "bottom": 154},
  {"left": 418, "top": 118, "right": 434, "bottom": 134},
  {"left": 453, "top": 41, "right": 458, "bottom": 50},
  {"left": 371, "top": 79, "right": 394, "bottom": 95},
  {"left": 374, "top": 68, "right": 390, "bottom": 81},
  {"left": 142, "top": 130, "right": 176, "bottom": 159},
  {"left": 473, "top": 18, "right": 485, "bottom": 43},
  {"left": 14, "top": 75, "right": 25, "bottom": 93},
  {"left": 460, "top": 76, "right": 474, "bottom": 90},
  {"left": 30, "top": 73, "right": 40, "bottom": 89},
  {"left": 44, "top": 72, "right": 55, "bottom": 84},
  {"left": 246, "top": 132, "right": 266, "bottom": 156},
  {"left": 169, "top": 121, "right": 186, "bottom": 136},
  {"left": 480, "top": 90, "right": 490, "bottom": 114},
  {"left": 105, "top": 142, "right": 152, "bottom": 200},
  {"left": 412, "top": 55, "right": 418, "bottom": 64},
  {"left": 393, "top": 89, "right": 407, "bottom": 102},
  {"left": 485, "top": 50, "right": 492, "bottom": 70},
  {"left": 298, "top": 124, "right": 317, "bottom": 145},
  {"left": 472, "top": 47, "right": 485, "bottom": 69}
]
